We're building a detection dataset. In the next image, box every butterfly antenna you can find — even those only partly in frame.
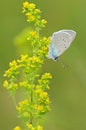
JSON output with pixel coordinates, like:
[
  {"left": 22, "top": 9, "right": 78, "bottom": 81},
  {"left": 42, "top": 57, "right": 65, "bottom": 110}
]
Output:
[{"left": 58, "top": 57, "right": 69, "bottom": 69}]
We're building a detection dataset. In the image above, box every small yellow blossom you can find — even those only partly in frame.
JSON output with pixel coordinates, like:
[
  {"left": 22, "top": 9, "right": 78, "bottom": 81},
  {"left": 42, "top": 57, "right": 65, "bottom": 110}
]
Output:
[
  {"left": 13, "top": 126, "right": 21, "bottom": 130},
  {"left": 35, "top": 89, "right": 42, "bottom": 94},
  {"left": 41, "top": 19, "right": 47, "bottom": 24},
  {"left": 23, "top": 111, "right": 30, "bottom": 118},
  {"left": 42, "top": 46, "right": 48, "bottom": 51},
  {"left": 16, "top": 106, "right": 21, "bottom": 112},
  {"left": 36, "top": 105, "right": 44, "bottom": 113},
  {"left": 39, "top": 92, "right": 48, "bottom": 98},
  {"left": 4, "top": 59, "right": 19, "bottom": 78},
  {"left": 46, "top": 98, "right": 50, "bottom": 104},
  {"left": 16, "top": 99, "right": 29, "bottom": 112},
  {"left": 17, "top": 54, "right": 28, "bottom": 67},
  {"left": 29, "top": 3, "right": 36, "bottom": 9},
  {"left": 32, "top": 56, "right": 41, "bottom": 63},
  {"left": 21, "top": 54, "right": 28, "bottom": 61},
  {"left": 26, "top": 123, "right": 32, "bottom": 128},
  {"left": 27, "top": 13, "right": 35, "bottom": 22},
  {"left": 10, "top": 83, "right": 18, "bottom": 90},
  {"left": 35, "top": 9, "right": 41, "bottom": 14},
  {"left": 9, "top": 60, "right": 17, "bottom": 67},
  {"left": 37, "top": 125, "right": 43, "bottom": 130},
  {"left": 29, "top": 31, "right": 37, "bottom": 37},
  {"left": 26, "top": 124, "right": 35, "bottom": 130},
  {"left": 29, "top": 56, "right": 43, "bottom": 65},
  {"left": 20, "top": 81, "right": 31, "bottom": 89},
  {"left": 42, "top": 73, "right": 52, "bottom": 79},
  {"left": 19, "top": 99, "right": 28, "bottom": 106},
  {"left": 23, "top": 1, "right": 29, "bottom": 8},
  {"left": 3, "top": 80, "right": 8, "bottom": 87}
]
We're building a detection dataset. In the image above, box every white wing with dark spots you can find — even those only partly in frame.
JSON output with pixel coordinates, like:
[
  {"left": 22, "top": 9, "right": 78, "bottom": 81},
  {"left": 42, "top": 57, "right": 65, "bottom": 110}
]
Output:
[{"left": 48, "top": 30, "right": 76, "bottom": 60}]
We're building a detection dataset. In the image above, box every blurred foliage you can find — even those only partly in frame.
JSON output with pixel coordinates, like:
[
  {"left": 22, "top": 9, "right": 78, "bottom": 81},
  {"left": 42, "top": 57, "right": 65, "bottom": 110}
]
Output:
[{"left": 0, "top": 0, "right": 86, "bottom": 130}]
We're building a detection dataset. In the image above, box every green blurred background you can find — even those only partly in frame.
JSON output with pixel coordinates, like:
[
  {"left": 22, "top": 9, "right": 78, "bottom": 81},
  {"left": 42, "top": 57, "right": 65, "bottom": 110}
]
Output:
[{"left": 0, "top": 0, "right": 86, "bottom": 130}]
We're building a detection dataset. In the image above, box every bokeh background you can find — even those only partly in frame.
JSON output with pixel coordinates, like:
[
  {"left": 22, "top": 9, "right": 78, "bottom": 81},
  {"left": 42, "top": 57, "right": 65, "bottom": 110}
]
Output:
[{"left": 0, "top": 0, "right": 86, "bottom": 130}]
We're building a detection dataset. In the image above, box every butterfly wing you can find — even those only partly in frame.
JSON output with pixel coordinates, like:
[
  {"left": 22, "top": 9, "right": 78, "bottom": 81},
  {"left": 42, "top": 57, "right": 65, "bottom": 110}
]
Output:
[
  {"left": 48, "top": 42, "right": 58, "bottom": 60},
  {"left": 51, "top": 30, "right": 75, "bottom": 56},
  {"left": 60, "top": 30, "right": 76, "bottom": 43}
]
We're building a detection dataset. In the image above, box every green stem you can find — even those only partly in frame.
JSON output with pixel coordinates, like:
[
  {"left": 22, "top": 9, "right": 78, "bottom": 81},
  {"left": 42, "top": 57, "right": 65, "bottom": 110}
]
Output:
[{"left": 30, "top": 87, "right": 33, "bottom": 124}]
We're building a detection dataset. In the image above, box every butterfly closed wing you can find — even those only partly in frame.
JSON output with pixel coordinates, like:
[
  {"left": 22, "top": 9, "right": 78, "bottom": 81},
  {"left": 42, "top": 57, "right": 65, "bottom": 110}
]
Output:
[{"left": 48, "top": 30, "right": 76, "bottom": 61}]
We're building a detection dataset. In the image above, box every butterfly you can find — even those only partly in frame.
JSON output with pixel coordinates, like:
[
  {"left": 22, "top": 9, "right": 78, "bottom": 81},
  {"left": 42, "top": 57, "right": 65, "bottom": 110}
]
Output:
[{"left": 48, "top": 30, "right": 76, "bottom": 61}]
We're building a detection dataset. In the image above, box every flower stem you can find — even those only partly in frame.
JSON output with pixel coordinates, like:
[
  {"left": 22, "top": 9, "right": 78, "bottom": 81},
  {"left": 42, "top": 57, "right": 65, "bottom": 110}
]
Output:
[{"left": 30, "top": 87, "right": 33, "bottom": 124}]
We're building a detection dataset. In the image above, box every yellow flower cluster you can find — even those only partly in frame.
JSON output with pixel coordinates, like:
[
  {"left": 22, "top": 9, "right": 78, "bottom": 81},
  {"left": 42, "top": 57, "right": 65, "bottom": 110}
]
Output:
[
  {"left": 17, "top": 54, "right": 28, "bottom": 67},
  {"left": 26, "top": 124, "right": 35, "bottom": 130},
  {"left": 13, "top": 126, "right": 21, "bottom": 130},
  {"left": 34, "top": 73, "right": 52, "bottom": 115},
  {"left": 41, "top": 37, "right": 50, "bottom": 44},
  {"left": 23, "top": 2, "right": 35, "bottom": 11},
  {"left": 29, "top": 56, "right": 43, "bottom": 64},
  {"left": 29, "top": 31, "right": 38, "bottom": 37},
  {"left": 37, "top": 37, "right": 50, "bottom": 57},
  {"left": 27, "top": 31, "right": 39, "bottom": 46},
  {"left": 37, "top": 125, "right": 43, "bottom": 130},
  {"left": 4, "top": 60, "right": 19, "bottom": 78},
  {"left": 3, "top": 80, "right": 18, "bottom": 92},
  {"left": 19, "top": 81, "right": 31, "bottom": 89},
  {"left": 38, "top": 73, "right": 52, "bottom": 89},
  {"left": 26, "top": 13, "right": 35, "bottom": 22},
  {"left": 38, "top": 91, "right": 50, "bottom": 104},
  {"left": 22, "top": 1, "right": 47, "bottom": 28},
  {"left": 26, "top": 124, "right": 43, "bottom": 130},
  {"left": 23, "top": 1, "right": 29, "bottom": 9},
  {"left": 16, "top": 99, "right": 30, "bottom": 119},
  {"left": 35, "top": 104, "right": 50, "bottom": 115},
  {"left": 3, "top": 1, "right": 52, "bottom": 129},
  {"left": 18, "top": 55, "right": 43, "bottom": 69}
]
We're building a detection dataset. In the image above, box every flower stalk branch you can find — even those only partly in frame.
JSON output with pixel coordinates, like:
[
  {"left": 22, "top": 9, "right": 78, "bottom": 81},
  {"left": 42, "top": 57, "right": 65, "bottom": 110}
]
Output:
[{"left": 3, "top": 1, "right": 52, "bottom": 130}]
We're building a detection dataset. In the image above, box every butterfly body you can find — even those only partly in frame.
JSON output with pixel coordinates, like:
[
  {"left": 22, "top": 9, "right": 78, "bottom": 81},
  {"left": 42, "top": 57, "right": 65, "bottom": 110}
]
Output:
[{"left": 48, "top": 30, "right": 76, "bottom": 61}]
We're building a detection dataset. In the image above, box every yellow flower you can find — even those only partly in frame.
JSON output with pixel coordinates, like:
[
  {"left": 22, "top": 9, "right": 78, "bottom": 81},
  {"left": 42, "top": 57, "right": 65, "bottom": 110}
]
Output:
[
  {"left": 29, "top": 3, "right": 36, "bottom": 9},
  {"left": 46, "top": 98, "right": 50, "bottom": 104},
  {"left": 21, "top": 54, "right": 28, "bottom": 61},
  {"left": 3, "top": 80, "right": 8, "bottom": 87},
  {"left": 41, "top": 19, "right": 47, "bottom": 26},
  {"left": 23, "top": 1, "right": 29, "bottom": 8},
  {"left": 13, "top": 126, "right": 21, "bottom": 130},
  {"left": 20, "top": 81, "right": 31, "bottom": 89},
  {"left": 42, "top": 46, "right": 48, "bottom": 51},
  {"left": 37, "top": 125, "right": 43, "bottom": 130},
  {"left": 26, "top": 124, "right": 35, "bottom": 130},
  {"left": 39, "top": 91, "right": 47, "bottom": 98},
  {"left": 26, "top": 123, "right": 32, "bottom": 128},
  {"left": 17, "top": 54, "right": 28, "bottom": 66},
  {"left": 27, "top": 13, "right": 35, "bottom": 22},
  {"left": 19, "top": 99, "right": 28, "bottom": 106},
  {"left": 29, "top": 31, "right": 37, "bottom": 37},
  {"left": 36, "top": 105, "right": 44, "bottom": 112},
  {"left": 23, "top": 111, "right": 30, "bottom": 118},
  {"left": 35, "top": 86, "right": 42, "bottom": 94},
  {"left": 30, "top": 56, "right": 43, "bottom": 64},
  {"left": 43, "top": 73, "right": 52, "bottom": 79},
  {"left": 9, "top": 60, "right": 17, "bottom": 67},
  {"left": 16, "top": 106, "right": 21, "bottom": 112},
  {"left": 34, "top": 9, "right": 41, "bottom": 14}
]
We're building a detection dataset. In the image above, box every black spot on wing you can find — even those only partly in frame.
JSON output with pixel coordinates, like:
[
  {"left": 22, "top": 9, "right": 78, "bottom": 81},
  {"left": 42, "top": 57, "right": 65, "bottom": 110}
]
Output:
[{"left": 63, "top": 38, "right": 67, "bottom": 48}]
